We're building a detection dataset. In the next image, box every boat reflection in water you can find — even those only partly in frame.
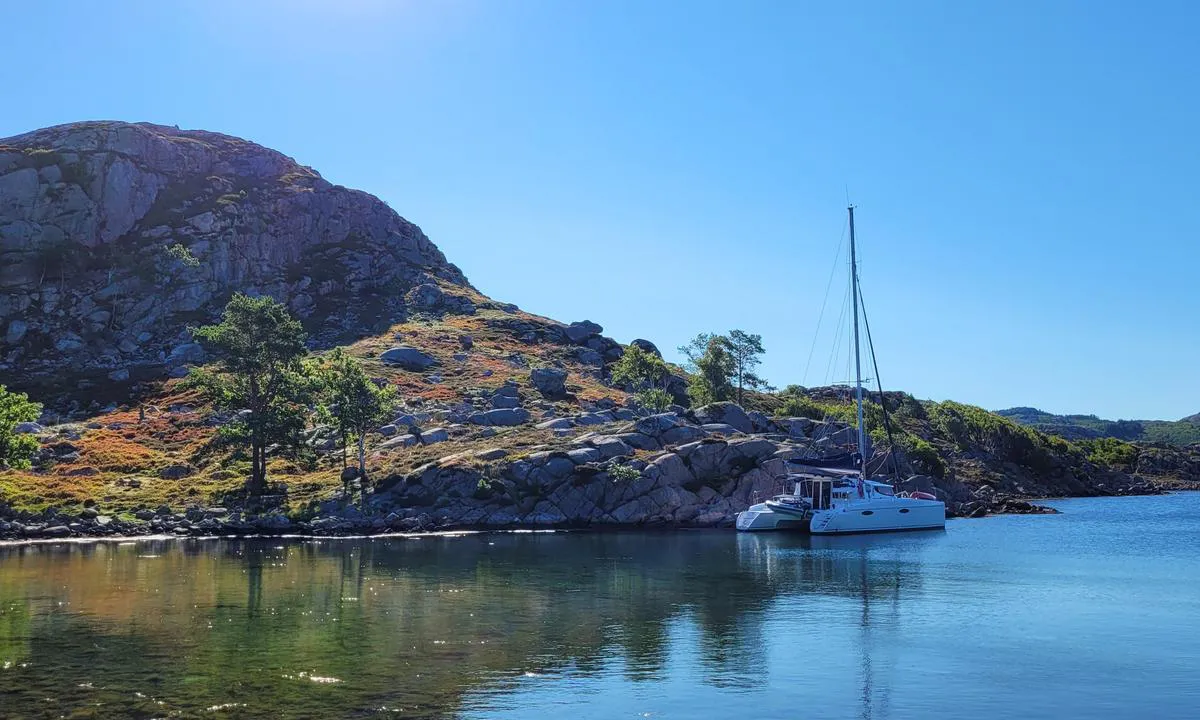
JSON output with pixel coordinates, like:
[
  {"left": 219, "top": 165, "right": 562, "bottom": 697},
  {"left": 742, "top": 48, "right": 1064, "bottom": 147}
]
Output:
[{"left": 734, "top": 530, "right": 945, "bottom": 720}]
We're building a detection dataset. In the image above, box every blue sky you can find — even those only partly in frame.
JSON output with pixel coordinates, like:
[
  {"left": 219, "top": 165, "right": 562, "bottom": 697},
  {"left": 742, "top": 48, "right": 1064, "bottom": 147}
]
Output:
[{"left": 3, "top": 0, "right": 1198, "bottom": 420}]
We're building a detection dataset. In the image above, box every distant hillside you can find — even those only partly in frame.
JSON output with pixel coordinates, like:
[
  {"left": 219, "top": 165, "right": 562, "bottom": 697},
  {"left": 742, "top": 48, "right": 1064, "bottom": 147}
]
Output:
[{"left": 996, "top": 407, "right": 1200, "bottom": 445}]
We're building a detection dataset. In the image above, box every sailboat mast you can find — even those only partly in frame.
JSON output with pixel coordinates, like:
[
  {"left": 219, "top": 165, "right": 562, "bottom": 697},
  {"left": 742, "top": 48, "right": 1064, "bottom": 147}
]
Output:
[{"left": 848, "top": 205, "right": 867, "bottom": 470}]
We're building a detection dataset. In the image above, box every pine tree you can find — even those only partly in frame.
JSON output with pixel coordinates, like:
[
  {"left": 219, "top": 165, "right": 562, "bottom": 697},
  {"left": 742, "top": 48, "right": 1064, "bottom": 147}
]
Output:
[{"left": 189, "top": 293, "right": 310, "bottom": 497}]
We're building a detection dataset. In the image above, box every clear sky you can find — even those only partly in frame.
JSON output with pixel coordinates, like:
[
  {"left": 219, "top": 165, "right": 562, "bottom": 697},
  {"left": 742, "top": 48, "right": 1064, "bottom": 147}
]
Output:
[{"left": 3, "top": 0, "right": 1198, "bottom": 420}]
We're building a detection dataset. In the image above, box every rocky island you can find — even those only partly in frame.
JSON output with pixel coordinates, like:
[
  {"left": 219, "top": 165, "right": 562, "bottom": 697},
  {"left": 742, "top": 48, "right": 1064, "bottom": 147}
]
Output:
[{"left": 2, "top": 121, "right": 1198, "bottom": 541}]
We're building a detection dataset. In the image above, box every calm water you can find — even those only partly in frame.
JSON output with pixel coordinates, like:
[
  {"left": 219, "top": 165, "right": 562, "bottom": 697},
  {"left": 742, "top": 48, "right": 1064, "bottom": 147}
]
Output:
[{"left": 1, "top": 494, "right": 1199, "bottom": 719}]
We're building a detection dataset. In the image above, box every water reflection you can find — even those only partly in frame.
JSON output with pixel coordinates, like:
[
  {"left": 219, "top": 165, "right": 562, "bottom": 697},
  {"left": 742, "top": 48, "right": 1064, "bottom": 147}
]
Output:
[{"left": 0, "top": 530, "right": 944, "bottom": 719}]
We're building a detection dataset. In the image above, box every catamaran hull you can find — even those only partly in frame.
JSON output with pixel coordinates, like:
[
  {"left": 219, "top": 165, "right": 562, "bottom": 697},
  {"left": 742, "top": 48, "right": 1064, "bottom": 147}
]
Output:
[
  {"left": 735, "top": 504, "right": 810, "bottom": 532},
  {"left": 736, "top": 499, "right": 945, "bottom": 534},
  {"left": 809, "top": 501, "right": 945, "bottom": 534}
]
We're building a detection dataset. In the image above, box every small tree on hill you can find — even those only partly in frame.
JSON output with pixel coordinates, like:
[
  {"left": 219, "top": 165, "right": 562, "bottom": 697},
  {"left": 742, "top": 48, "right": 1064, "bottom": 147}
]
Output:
[
  {"left": 0, "top": 385, "right": 41, "bottom": 469},
  {"left": 190, "top": 293, "right": 310, "bottom": 497},
  {"left": 686, "top": 336, "right": 736, "bottom": 406},
  {"left": 678, "top": 333, "right": 717, "bottom": 370},
  {"left": 317, "top": 348, "right": 397, "bottom": 490},
  {"left": 680, "top": 330, "right": 770, "bottom": 407},
  {"left": 610, "top": 344, "right": 673, "bottom": 411},
  {"left": 725, "top": 329, "right": 769, "bottom": 405}
]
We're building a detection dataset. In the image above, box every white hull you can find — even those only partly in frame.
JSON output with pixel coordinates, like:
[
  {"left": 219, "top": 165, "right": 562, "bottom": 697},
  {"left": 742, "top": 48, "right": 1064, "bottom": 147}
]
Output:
[
  {"left": 736, "top": 502, "right": 810, "bottom": 531},
  {"left": 809, "top": 498, "right": 944, "bottom": 534},
  {"left": 736, "top": 485, "right": 945, "bottom": 534}
]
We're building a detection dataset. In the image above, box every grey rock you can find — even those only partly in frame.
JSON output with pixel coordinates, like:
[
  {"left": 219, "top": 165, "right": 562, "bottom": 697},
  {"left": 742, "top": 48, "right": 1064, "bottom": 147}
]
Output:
[
  {"left": 701, "top": 423, "right": 742, "bottom": 435},
  {"left": 159, "top": 464, "right": 194, "bottom": 479},
  {"left": 633, "top": 413, "right": 683, "bottom": 437},
  {"left": 616, "top": 432, "right": 660, "bottom": 451},
  {"left": 5, "top": 319, "right": 27, "bottom": 344},
  {"left": 43, "top": 525, "right": 72, "bottom": 538},
  {"left": 491, "top": 395, "right": 522, "bottom": 409},
  {"left": 475, "top": 448, "right": 509, "bottom": 461},
  {"left": 692, "top": 402, "right": 754, "bottom": 434},
  {"left": 420, "top": 428, "right": 449, "bottom": 444},
  {"left": 575, "top": 348, "right": 604, "bottom": 366},
  {"left": 13, "top": 421, "right": 42, "bottom": 434},
  {"left": 405, "top": 283, "right": 445, "bottom": 310},
  {"left": 573, "top": 412, "right": 611, "bottom": 426},
  {"left": 377, "top": 424, "right": 398, "bottom": 437},
  {"left": 380, "top": 434, "right": 420, "bottom": 449},
  {"left": 564, "top": 320, "right": 603, "bottom": 343},
  {"left": 630, "top": 338, "right": 661, "bottom": 357},
  {"left": 168, "top": 342, "right": 206, "bottom": 365},
  {"left": 107, "top": 368, "right": 130, "bottom": 382},
  {"left": 727, "top": 436, "right": 779, "bottom": 462},
  {"left": 380, "top": 346, "right": 438, "bottom": 371},
  {"left": 493, "top": 382, "right": 520, "bottom": 398},
  {"left": 468, "top": 408, "right": 531, "bottom": 426},
  {"left": 747, "top": 410, "right": 774, "bottom": 433},
  {"left": 591, "top": 436, "right": 634, "bottom": 459},
  {"left": 660, "top": 425, "right": 708, "bottom": 446},
  {"left": 530, "top": 367, "right": 568, "bottom": 398},
  {"left": 536, "top": 417, "right": 574, "bottom": 430},
  {"left": 55, "top": 334, "right": 85, "bottom": 352},
  {"left": 543, "top": 456, "right": 576, "bottom": 478},
  {"left": 775, "top": 417, "right": 812, "bottom": 439},
  {"left": 650, "top": 452, "right": 693, "bottom": 486},
  {"left": 567, "top": 447, "right": 602, "bottom": 464}
]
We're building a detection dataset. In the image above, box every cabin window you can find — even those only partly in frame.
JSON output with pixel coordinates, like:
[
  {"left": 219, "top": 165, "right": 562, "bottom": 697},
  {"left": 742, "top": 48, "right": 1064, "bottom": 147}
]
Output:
[
  {"left": 899, "top": 508, "right": 910, "bottom": 514},
  {"left": 875, "top": 486, "right": 895, "bottom": 497},
  {"left": 861, "top": 510, "right": 874, "bottom": 516}
]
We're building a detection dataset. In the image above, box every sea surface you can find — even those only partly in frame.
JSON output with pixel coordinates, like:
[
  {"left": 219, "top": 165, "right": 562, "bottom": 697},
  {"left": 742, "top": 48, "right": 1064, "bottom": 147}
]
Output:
[{"left": 1, "top": 493, "right": 1198, "bottom": 719}]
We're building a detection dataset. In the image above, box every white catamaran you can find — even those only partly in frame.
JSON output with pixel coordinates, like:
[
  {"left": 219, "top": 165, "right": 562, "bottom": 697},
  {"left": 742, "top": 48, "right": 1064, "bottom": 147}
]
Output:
[{"left": 736, "top": 206, "right": 946, "bottom": 534}]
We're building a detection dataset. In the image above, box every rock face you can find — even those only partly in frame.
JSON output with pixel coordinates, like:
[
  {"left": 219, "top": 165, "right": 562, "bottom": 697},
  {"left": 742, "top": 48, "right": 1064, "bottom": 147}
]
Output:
[
  {"left": 0, "top": 121, "right": 468, "bottom": 392},
  {"left": 375, "top": 410, "right": 819, "bottom": 529}
]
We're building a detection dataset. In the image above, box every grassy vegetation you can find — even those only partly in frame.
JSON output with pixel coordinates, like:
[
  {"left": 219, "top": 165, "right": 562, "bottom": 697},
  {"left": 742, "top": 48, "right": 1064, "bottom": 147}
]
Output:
[{"left": 0, "top": 304, "right": 635, "bottom": 516}]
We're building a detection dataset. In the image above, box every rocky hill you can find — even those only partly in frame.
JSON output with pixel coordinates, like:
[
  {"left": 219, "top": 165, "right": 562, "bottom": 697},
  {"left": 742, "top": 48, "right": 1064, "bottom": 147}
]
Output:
[
  {"left": 0, "top": 121, "right": 470, "bottom": 401},
  {"left": 996, "top": 407, "right": 1200, "bottom": 445},
  {"left": 1, "top": 121, "right": 1197, "bottom": 540}
]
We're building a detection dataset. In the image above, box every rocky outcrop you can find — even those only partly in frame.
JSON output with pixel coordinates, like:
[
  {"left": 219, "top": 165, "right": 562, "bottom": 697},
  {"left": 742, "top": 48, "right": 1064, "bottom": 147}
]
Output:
[
  {"left": 0, "top": 121, "right": 469, "bottom": 394},
  {"left": 380, "top": 346, "right": 438, "bottom": 371},
  {"left": 375, "top": 413, "right": 804, "bottom": 529},
  {"left": 530, "top": 367, "right": 568, "bottom": 399}
]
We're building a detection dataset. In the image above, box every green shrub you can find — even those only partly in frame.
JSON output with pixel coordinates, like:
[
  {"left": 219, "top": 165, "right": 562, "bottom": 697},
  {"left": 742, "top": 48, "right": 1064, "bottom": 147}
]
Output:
[
  {"left": 0, "top": 385, "right": 42, "bottom": 469},
  {"left": 163, "top": 243, "right": 200, "bottom": 268},
  {"left": 1078, "top": 437, "right": 1139, "bottom": 469},
  {"left": 608, "top": 464, "right": 641, "bottom": 481},
  {"left": 905, "top": 437, "right": 946, "bottom": 479},
  {"left": 637, "top": 388, "right": 674, "bottom": 412},
  {"left": 776, "top": 395, "right": 827, "bottom": 419}
]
